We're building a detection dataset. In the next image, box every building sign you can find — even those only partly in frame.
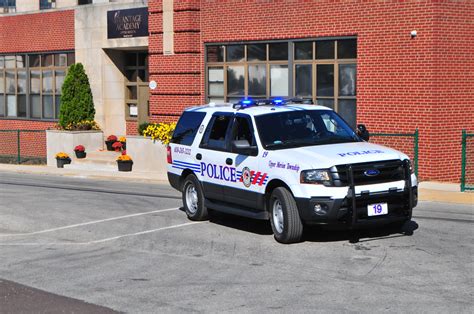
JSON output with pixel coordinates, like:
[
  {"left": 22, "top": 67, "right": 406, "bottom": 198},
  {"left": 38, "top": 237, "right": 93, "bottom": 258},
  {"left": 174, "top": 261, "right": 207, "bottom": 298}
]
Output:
[{"left": 107, "top": 7, "right": 148, "bottom": 39}]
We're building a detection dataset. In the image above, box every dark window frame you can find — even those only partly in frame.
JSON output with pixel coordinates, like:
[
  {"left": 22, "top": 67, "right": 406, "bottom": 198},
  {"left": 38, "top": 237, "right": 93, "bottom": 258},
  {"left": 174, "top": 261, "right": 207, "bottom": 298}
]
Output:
[
  {"left": 205, "top": 37, "right": 357, "bottom": 123},
  {"left": 0, "top": 0, "right": 16, "bottom": 13},
  {"left": 124, "top": 51, "right": 149, "bottom": 121},
  {"left": 39, "top": 0, "right": 55, "bottom": 10},
  {"left": 0, "top": 51, "right": 74, "bottom": 120}
]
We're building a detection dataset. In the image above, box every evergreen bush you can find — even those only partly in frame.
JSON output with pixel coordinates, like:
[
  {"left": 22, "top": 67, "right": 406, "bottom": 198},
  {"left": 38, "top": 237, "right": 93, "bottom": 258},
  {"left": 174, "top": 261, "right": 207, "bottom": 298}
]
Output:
[{"left": 59, "top": 63, "right": 95, "bottom": 130}]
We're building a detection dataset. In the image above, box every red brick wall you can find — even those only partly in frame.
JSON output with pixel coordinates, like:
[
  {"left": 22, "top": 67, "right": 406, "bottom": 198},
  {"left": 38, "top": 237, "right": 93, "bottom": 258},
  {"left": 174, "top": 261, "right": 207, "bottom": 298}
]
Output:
[
  {"left": 0, "top": 120, "right": 55, "bottom": 159},
  {"left": 126, "top": 120, "right": 138, "bottom": 136},
  {"left": 0, "top": 10, "right": 74, "bottom": 159},
  {"left": 148, "top": 0, "right": 201, "bottom": 125},
  {"left": 148, "top": 0, "right": 474, "bottom": 183},
  {"left": 428, "top": 2, "right": 474, "bottom": 182},
  {"left": 0, "top": 10, "right": 74, "bottom": 53}
]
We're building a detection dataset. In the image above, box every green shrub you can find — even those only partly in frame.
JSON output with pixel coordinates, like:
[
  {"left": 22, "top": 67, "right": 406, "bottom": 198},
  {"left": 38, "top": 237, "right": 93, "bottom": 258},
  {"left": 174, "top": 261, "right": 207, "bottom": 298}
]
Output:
[
  {"left": 59, "top": 63, "right": 95, "bottom": 130},
  {"left": 138, "top": 122, "right": 152, "bottom": 135}
]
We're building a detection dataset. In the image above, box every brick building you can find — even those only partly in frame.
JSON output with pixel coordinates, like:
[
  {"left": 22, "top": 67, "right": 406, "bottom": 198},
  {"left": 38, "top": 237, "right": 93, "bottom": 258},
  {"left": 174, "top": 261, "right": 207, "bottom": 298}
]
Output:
[{"left": 0, "top": 0, "right": 473, "bottom": 183}]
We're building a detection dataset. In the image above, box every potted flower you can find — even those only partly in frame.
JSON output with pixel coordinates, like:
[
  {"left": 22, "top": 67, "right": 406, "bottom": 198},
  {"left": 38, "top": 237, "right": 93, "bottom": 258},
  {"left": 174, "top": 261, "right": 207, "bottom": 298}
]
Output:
[
  {"left": 117, "top": 154, "right": 133, "bottom": 172},
  {"left": 55, "top": 152, "right": 71, "bottom": 168},
  {"left": 112, "top": 141, "right": 123, "bottom": 152},
  {"left": 105, "top": 135, "right": 117, "bottom": 151},
  {"left": 119, "top": 136, "right": 126, "bottom": 150},
  {"left": 74, "top": 145, "right": 87, "bottom": 159}
]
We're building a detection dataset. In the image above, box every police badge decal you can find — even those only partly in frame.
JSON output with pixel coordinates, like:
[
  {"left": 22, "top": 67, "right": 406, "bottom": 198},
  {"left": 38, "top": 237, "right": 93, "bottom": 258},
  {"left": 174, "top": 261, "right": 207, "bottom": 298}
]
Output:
[{"left": 241, "top": 167, "right": 252, "bottom": 188}]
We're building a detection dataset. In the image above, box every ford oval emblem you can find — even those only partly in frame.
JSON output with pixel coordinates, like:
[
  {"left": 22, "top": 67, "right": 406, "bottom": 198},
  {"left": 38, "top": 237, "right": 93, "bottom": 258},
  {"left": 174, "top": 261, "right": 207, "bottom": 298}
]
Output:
[{"left": 364, "top": 169, "right": 380, "bottom": 177}]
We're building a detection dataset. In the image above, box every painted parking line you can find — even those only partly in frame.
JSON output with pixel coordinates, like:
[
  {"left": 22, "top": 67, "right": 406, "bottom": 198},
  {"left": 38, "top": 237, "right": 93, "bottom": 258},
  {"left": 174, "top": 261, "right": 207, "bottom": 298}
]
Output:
[
  {"left": 0, "top": 207, "right": 180, "bottom": 237},
  {"left": 0, "top": 221, "right": 204, "bottom": 246}
]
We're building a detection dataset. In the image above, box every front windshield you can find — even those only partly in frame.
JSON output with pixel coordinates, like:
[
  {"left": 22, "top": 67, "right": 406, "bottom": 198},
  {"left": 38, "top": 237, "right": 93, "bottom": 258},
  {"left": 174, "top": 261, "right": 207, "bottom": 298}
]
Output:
[{"left": 255, "top": 109, "right": 359, "bottom": 150}]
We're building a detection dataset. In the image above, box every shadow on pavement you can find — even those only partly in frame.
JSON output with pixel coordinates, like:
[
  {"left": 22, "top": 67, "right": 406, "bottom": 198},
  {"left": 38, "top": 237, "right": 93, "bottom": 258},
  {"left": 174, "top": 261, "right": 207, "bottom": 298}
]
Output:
[
  {"left": 304, "top": 220, "right": 419, "bottom": 243},
  {"left": 209, "top": 211, "right": 273, "bottom": 235},
  {"left": 206, "top": 209, "right": 419, "bottom": 243}
]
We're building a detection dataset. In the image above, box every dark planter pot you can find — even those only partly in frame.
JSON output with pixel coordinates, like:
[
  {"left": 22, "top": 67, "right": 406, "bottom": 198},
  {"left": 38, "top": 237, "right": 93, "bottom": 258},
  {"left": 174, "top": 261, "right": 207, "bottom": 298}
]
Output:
[
  {"left": 105, "top": 140, "right": 116, "bottom": 151},
  {"left": 120, "top": 142, "right": 126, "bottom": 150},
  {"left": 117, "top": 160, "right": 133, "bottom": 172},
  {"left": 75, "top": 151, "right": 86, "bottom": 159},
  {"left": 56, "top": 158, "right": 71, "bottom": 168}
]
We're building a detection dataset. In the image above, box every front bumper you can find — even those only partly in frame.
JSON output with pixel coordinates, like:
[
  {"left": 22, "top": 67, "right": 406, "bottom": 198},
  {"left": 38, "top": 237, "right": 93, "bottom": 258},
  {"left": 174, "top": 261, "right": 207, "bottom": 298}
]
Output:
[{"left": 295, "top": 186, "right": 417, "bottom": 227}]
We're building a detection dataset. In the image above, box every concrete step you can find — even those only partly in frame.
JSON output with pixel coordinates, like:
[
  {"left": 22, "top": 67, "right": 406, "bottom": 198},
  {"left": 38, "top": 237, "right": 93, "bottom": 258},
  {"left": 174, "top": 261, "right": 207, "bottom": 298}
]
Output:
[
  {"left": 73, "top": 158, "right": 117, "bottom": 167},
  {"left": 68, "top": 150, "right": 122, "bottom": 171},
  {"left": 84, "top": 151, "right": 122, "bottom": 160},
  {"left": 64, "top": 162, "right": 117, "bottom": 172}
]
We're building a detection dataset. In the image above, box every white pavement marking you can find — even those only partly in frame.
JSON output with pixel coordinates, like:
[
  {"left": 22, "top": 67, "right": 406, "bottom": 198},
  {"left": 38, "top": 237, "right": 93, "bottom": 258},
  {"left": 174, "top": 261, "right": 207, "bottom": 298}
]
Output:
[
  {"left": 0, "top": 221, "right": 204, "bottom": 246},
  {"left": 85, "top": 222, "right": 202, "bottom": 244},
  {"left": 0, "top": 207, "right": 179, "bottom": 237}
]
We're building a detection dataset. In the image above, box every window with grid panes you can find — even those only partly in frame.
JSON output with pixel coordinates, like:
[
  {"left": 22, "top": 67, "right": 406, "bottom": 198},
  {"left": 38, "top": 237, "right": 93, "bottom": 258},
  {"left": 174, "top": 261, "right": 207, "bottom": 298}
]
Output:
[
  {"left": 206, "top": 38, "right": 357, "bottom": 127},
  {"left": 206, "top": 42, "right": 289, "bottom": 104},
  {"left": 0, "top": 52, "right": 74, "bottom": 120},
  {"left": 0, "top": 0, "right": 16, "bottom": 13},
  {"left": 294, "top": 39, "right": 357, "bottom": 127},
  {"left": 39, "top": 0, "right": 54, "bottom": 10}
]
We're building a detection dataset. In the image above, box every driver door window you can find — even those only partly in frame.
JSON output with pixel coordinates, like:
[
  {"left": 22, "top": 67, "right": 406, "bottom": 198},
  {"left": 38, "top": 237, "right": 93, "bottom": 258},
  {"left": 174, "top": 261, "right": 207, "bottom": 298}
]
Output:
[
  {"left": 201, "top": 113, "right": 232, "bottom": 151},
  {"left": 231, "top": 116, "right": 257, "bottom": 148}
]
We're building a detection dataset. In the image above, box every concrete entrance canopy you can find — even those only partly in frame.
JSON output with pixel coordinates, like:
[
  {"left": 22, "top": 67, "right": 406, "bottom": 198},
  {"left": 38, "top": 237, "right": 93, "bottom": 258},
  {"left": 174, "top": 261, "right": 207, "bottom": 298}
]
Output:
[{"left": 75, "top": 1, "right": 148, "bottom": 137}]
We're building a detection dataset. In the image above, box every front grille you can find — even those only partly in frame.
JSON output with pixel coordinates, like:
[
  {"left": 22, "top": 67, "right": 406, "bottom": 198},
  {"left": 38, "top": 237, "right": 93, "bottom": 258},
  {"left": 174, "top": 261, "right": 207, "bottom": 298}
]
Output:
[{"left": 331, "top": 159, "right": 405, "bottom": 186}]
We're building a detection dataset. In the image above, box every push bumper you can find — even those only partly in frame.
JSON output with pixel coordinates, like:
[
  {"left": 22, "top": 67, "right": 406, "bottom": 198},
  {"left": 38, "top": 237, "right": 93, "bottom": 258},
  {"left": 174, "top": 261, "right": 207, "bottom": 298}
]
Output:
[
  {"left": 296, "top": 160, "right": 417, "bottom": 228},
  {"left": 295, "top": 186, "right": 417, "bottom": 227}
]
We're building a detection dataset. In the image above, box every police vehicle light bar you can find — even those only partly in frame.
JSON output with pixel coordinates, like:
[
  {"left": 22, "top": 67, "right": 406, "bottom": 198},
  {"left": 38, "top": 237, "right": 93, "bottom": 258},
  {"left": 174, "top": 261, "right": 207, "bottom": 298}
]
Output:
[{"left": 232, "top": 98, "right": 313, "bottom": 109}]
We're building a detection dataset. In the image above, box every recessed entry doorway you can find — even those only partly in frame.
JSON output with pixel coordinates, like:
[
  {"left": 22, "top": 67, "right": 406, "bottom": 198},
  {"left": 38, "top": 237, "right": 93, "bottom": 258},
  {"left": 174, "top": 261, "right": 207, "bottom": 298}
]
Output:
[
  {"left": 124, "top": 51, "right": 149, "bottom": 125},
  {"left": 104, "top": 49, "right": 149, "bottom": 129}
]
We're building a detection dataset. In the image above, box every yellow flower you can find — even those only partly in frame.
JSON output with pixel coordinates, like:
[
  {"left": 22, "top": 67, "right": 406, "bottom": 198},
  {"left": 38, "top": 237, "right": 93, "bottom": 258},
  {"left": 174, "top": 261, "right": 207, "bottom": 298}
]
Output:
[
  {"left": 119, "top": 136, "right": 126, "bottom": 142},
  {"left": 117, "top": 154, "right": 132, "bottom": 161},
  {"left": 55, "top": 152, "right": 69, "bottom": 159},
  {"left": 142, "top": 123, "right": 175, "bottom": 144}
]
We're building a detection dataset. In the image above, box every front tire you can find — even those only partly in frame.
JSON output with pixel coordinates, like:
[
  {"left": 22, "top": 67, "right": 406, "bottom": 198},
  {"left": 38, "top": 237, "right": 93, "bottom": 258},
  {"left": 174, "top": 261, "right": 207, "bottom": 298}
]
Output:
[
  {"left": 182, "top": 174, "right": 208, "bottom": 221},
  {"left": 269, "top": 187, "right": 303, "bottom": 244}
]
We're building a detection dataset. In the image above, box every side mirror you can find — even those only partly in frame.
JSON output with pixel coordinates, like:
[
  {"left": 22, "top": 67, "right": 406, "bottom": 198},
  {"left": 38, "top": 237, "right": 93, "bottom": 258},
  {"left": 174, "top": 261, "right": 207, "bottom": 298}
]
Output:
[
  {"left": 357, "top": 124, "right": 370, "bottom": 141},
  {"left": 232, "top": 140, "right": 257, "bottom": 156}
]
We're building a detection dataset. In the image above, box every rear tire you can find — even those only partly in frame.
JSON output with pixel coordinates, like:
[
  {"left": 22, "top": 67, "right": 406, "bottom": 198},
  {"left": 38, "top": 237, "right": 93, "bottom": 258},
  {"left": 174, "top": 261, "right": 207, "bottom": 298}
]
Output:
[
  {"left": 269, "top": 187, "right": 303, "bottom": 244},
  {"left": 182, "top": 174, "right": 208, "bottom": 221}
]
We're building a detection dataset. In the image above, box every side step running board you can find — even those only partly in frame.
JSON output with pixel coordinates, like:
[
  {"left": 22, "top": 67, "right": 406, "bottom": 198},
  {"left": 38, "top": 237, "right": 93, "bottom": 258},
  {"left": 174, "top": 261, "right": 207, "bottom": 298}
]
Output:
[{"left": 205, "top": 199, "right": 269, "bottom": 220}]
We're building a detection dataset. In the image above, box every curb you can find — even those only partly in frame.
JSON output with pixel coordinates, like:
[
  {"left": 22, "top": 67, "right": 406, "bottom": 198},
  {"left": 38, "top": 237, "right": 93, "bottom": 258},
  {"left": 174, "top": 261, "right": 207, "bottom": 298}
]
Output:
[
  {"left": 0, "top": 164, "right": 472, "bottom": 205},
  {"left": 418, "top": 189, "right": 473, "bottom": 205}
]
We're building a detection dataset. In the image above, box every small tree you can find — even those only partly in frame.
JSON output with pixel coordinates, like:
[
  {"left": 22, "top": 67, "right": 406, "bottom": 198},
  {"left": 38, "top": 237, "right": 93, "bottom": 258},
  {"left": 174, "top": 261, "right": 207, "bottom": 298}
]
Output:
[{"left": 59, "top": 63, "right": 95, "bottom": 129}]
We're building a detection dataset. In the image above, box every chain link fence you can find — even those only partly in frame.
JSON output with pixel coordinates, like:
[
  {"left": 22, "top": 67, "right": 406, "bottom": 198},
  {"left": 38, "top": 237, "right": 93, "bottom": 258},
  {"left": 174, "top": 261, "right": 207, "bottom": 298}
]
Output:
[
  {"left": 461, "top": 130, "right": 474, "bottom": 192},
  {"left": 0, "top": 130, "right": 47, "bottom": 164},
  {"left": 370, "top": 130, "right": 419, "bottom": 177}
]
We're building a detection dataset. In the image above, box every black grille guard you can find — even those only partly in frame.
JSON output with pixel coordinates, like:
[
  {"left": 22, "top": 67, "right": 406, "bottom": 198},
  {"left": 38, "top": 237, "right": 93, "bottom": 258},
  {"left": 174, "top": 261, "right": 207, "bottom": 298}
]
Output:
[{"left": 347, "top": 159, "right": 413, "bottom": 227}]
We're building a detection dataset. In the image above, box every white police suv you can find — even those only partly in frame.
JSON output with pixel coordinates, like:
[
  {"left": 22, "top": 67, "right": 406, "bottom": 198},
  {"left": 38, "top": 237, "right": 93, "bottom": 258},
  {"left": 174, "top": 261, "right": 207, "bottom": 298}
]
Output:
[{"left": 167, "top": 99, "right": 417, "bottom": 243}]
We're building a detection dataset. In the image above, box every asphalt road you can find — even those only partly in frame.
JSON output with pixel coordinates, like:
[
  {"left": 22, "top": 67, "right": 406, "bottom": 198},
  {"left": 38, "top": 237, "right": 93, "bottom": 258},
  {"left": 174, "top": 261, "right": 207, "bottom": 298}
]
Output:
[{"left": 0, "top": 172, "right": 472, "bottom": 313}]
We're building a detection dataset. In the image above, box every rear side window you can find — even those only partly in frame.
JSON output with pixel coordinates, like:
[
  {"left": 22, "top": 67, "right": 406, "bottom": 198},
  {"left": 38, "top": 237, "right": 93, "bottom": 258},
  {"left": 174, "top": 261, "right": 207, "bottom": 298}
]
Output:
[{"left": 171, "top": 111, "right": 206, "bottom": 146}]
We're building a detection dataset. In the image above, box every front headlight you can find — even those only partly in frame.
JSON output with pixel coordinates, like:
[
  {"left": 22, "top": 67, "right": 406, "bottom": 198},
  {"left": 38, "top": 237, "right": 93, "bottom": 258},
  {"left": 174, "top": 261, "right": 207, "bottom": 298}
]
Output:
[
  {"left": 406, "top": 159, "right": 415, "bottom": 174},
  {"left": 300, "top": 169, "right": 331, "bottom": 185}
]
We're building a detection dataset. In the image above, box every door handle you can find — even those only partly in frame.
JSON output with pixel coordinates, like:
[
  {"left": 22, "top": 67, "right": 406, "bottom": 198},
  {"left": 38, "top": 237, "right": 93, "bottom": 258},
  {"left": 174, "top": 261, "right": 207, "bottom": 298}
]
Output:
[
  {"left": 196, "top": 153, "right": 202, "bottom": 160},
  {"left": 226, "top": 158, "right": 233, "bottom": 165}
]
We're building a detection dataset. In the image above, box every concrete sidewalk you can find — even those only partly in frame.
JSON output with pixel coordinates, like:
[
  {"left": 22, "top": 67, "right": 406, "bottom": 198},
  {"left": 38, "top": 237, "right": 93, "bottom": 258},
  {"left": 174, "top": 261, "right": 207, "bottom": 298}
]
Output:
[
  {"left": 0, "top": 163, "right": 472, "bottom": 205},
  {"left": 0, "top": 163, "right": 167, "bottom": 185}
]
